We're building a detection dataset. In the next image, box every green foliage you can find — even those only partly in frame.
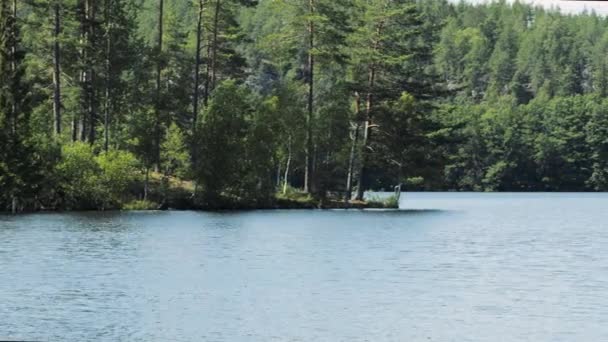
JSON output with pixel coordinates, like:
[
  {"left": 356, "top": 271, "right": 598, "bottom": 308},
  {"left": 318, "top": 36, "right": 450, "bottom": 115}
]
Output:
[
  {"left": 194, "top": 80, "right": 250, "bottom": 200},
  {"left": 55, "top": 143, "right": 102, "bottom": 209},
  {"left": 0, "top": 0, "right": 35, "bottom": 211},
  {"left": 382, "top": 195, "right": 400, "bottom": 209},
  {"left": 586, "top": 97, "right": 608, "bottom": 190},
  {"left": 161, "top": 123, "right": 190, "bottom": 178},
  {"left": 405, "top": 177, "right": 425, "bottom": 190},
  {"left": 194, "top": 80, "right": 276, "bottom": 205},
  {"left": 9, "top": 0, "right": 608, "bottom": 212},
  {"left": 123, "top": 199, "right": 158, "bottom": 210},
  {"left": 128, "top": 108, "right": 157, "bottom": 170},
  {"left": 365, "top": 194, "right": 399, "bottom": 209},
  {"left": 97, "top": 149, "right": 141, "bottom": 207},
  {"left": 56, "top": 143, "right": 140, "bottom": 209},
  {"left": 276, "top": 185, "right": 313, "bottom": 203},
  {"left": 436, "top": 93, "right": 608, "bottom": 191}
]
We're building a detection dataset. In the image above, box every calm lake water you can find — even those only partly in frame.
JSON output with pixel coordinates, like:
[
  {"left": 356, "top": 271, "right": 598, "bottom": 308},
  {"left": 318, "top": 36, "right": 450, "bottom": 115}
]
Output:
[{"left": 2, "top": 193, "right": 608, "bottom": 341}]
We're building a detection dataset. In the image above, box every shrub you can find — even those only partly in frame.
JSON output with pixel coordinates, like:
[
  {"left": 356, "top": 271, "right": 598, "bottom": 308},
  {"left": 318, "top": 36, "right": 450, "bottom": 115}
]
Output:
[
  {"left": 56, "top": 143, "right": 140, "bottom": 209},
  {"left": 56, "top": 143, "right": 102, "bottom": 209},
  {"left": 123, "top": 200, "right": 158, "bottom": 210},
  {"left": 383, "top": 195, "right": 400, "bottom": 209},
  {"left": 96, "top": 150, "right": 141, "bottom": 208}
]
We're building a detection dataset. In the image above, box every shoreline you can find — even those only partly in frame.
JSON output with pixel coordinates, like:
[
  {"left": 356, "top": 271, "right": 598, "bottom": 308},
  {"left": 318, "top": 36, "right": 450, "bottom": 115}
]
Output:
[{"left": 1, "top": 197, "right": 399, "bottom": 214}]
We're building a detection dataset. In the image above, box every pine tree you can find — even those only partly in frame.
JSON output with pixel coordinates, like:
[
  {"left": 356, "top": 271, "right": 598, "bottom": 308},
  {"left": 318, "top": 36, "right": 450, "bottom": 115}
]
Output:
[
  {"left": 101, "top": 0, "right": 142, "bottom": 151},
  {"left": 0, "top": 0, "right": 33, "bottom": 212},
  {"left": 347, "top": 0, "right": 426, "bottom": 200},
  {"left": 487, "top": 25, "right": 518, "bottom": 97}
]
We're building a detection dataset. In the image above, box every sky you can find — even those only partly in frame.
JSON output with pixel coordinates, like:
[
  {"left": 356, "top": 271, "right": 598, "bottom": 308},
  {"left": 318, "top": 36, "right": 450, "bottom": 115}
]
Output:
[{"left": 463, "top": 0, "right": 608, "bottom": 15}]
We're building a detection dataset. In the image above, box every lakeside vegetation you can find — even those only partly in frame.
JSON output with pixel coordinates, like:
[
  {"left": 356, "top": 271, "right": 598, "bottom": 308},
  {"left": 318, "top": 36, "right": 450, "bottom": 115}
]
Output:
[{"left": 3, "top": 0, "right": 608, "bottom": 211}]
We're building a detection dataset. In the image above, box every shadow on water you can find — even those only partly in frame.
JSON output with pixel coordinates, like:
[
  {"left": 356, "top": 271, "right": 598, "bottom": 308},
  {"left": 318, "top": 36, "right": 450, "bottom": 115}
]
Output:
[
  {"left": 327, "top": 208, "right": 445, "bottom": 215},
  {"left": 1, "top": 208, "right": 447, "bottom": 217},
  {"left": 188, "top": 208, "right": 450, "bottom": 221}
]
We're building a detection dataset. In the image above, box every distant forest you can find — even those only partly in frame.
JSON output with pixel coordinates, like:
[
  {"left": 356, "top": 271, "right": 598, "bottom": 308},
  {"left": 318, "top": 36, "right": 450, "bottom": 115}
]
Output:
[{"left": 2, "top": 0, "right": 608, "bottom": 211}]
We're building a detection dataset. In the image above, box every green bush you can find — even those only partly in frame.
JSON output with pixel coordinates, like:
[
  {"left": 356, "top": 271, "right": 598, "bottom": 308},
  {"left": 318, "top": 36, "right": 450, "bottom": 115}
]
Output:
[
  {"left": 97, "top": 149, "right": 141, "bottom": 208},
  {"left": 56, "top": 143, "right": 140, "bottom": 210},
  {"left": 383, "top": 195, "right": 400, "bottom": 209},
  {"left": 367, "top": 194, "right": 400, "bottom": 209},
  {"left": 193, "top": 80, "right": 276, "bottom": 204},
  {"left": 123, "top": 200, "right": 158, "bottom": 210},
  {"left": 56, "top": 143, "right": 102, "bottom": 209}
]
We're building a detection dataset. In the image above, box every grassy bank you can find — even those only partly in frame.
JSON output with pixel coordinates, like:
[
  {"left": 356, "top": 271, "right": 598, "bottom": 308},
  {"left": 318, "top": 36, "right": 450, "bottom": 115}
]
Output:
[
  {"left": 133, "top": 174, "right": 400, "bottom": 211},
  {"left": 3, "top": 169, "right": 399, "bottom": 213}
]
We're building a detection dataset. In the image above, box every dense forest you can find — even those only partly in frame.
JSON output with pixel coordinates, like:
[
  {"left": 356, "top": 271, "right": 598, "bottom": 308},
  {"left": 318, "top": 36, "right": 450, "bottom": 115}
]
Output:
[{"left": 2, "top": 0, "right": 608, "bottom": 211}]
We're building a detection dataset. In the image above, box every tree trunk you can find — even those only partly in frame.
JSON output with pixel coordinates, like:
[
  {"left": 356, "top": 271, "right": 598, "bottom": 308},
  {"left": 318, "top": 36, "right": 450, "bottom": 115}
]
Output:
[
  {"left": 11, "top": 196, "right": 17, "bottom": 215},
  {"left": 144, "top": 167, "right": 149, "bottom": 201},
  {"left": 345, "top": 93, "right": 361, "bottom": 202},
  {"left": 86, "top": 0, "right": 96, "bottom": 144},
  {"left": 104, "top": 0, "right": 111, "bottom": 152},
  {"left": 53, "top": 0, "right": 62, "bottom": 136},
  {"left": 211, "top": 0, "right": 221, "bottom": 90},
  {"left": 74, "top": 6, "right": 83, "bottom": 144},
  {"left": 203, "top": 37, "right": 211, "bottom": 107},
  {"left": 9, "top": 0, "right": 16, "bottom": 135},
  {"left": 283, "top": 138, "right": 292, "bottom": 195},
  {"left": 354, "top": 67, "right": 376, "bottom": 201},
  {"left": 191, "top": 0, "right": 205, "bottom": 184},
  {"left": 154, "top": 0, "right": 164, "bottom": 170},
  {"left": 193, "top": 0, "right": 205, "bottom": 130},
  {"left": 345, "top": 125, "right": 360, "bottom": 201},
  {"left": 72, "top": 117, "right": 78, "bottom": 141},
  {"left": 276, "top": 162, "right": 281, "bottom": 188},
  {"left": 304, "top": 0, "right": 314, "bottom": 193},
  {"left": 78, "top": 0, "right": 87, "bottom": 142},
  {"left": 355, "top": 23, "right": 383, "bottom": 201},
  {"left": 79, "top": 112, "right": 86, "bottom": 141}
]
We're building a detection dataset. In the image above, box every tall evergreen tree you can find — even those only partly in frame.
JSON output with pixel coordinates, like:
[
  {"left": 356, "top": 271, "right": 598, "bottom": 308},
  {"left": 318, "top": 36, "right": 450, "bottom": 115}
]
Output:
[
  {"left": 347, "top": 0, "right": 425, "bottom": 200},
  {"left": 0, "top": 0, "right": 33, "bottom": 212}
]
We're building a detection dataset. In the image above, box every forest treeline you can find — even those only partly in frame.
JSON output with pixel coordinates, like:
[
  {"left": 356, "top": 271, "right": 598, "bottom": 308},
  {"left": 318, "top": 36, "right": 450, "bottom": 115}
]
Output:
[{"left": 2, "top": 0, "right": 608, "bottom": 211}]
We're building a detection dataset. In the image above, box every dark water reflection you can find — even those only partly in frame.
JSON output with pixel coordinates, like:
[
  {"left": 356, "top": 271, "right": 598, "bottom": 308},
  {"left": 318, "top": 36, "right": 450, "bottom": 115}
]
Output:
[{"left": 1, "top": 193, "right": 608, "bottom": 341}]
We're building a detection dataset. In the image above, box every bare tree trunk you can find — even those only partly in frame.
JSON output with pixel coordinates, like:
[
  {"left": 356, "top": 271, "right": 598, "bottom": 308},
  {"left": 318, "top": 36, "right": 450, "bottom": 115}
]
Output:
[
  {"left": 74, "top": 6, "right": 83, "bottom": 144},
  {"left": 53, "top": 0, "right": 62, "bottom": 136},
  {"left": 9, "top": 0, "right": 16, "bottom": 135},
  {"left": 345, "top": 125, "right": 359, "bottom": 201},
  {"left": 283, "top": 137, "right": 292, "bottom": 195},
  {"left": 72, "top": 117, "right": 78, "bottom": 141},
  {"left": 154, "top": 0, "right": 164, "bottom": 170},
  {"left": 79, "top": 113, "right": 86, "bottom": 141},
  {"left": 193, "top": 0, "right": 205, "bottom": 129},
  {"left": 354, "top": 67, "right": 376, "bottom": 201},
  {"left": 304, "top": 0, "right": 314, "bottom": 194},
  {"left": 191, "top": 0, "right": 205, "bottom": 189},
  {"left": 10, "top": 0, "right": 16, "bottom": 71},
  {"left": 103, "top": 0, "right": 111, "bottom": 152},
  {"left": 210, "top": 0, "right": 221, "bottom": 90},
  {"left": 144, "top": 167, "right": 149, "bottom": 201},
  {"left": 11, "top": 0, "right": 16, "bottom": 34},
  {"left": 11, "top": 196, "right": 17, "bottom": 214},
  {"left": 346, "top": 92, "right": 361, "bottom": 202},
  {"left": 355, "top": 23, "right": 383, "bottom": 201},
  {"left": 78, "top": 0, "right": 87, "bottom": 142},
  {"left": 276, "top": 162, "right": 281, "bottom": 189},
  {"left": 86, "top": 0, "right": 96, "bottom": 144},
  {"left": 203, "top": 38, "right": 211, "bottom": 107}
]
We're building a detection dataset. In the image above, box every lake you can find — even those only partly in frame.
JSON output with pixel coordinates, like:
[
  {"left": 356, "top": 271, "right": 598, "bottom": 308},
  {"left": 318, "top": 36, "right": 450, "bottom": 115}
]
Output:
[{"left": 1, "top": 193, "right": 608, "bottom": 341}]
